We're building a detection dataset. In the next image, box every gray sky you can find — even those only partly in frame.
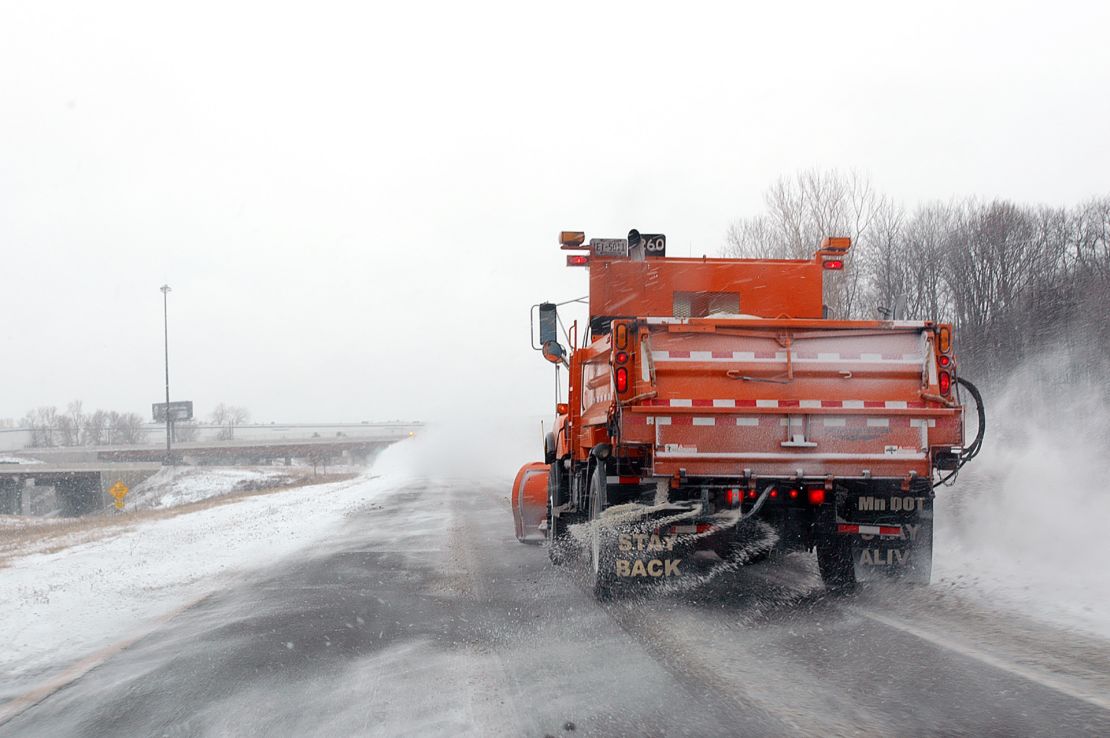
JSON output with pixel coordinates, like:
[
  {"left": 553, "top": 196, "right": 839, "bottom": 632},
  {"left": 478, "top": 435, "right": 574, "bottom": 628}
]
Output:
[{"left": 1, "top": 0, "right": 1108, "bottom": 424}]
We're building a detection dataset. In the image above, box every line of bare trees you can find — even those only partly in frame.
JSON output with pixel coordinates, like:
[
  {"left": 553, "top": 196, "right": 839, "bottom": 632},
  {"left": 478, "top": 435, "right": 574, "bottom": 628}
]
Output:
[
  {"left": 22, "top": 402, "right": 147, "bottom": 448},
  {"left": 725, "top": 170, "right": 1110, "bottom": 384},
  {"left": 21, "top": 400, "right": 251, "bottom": 447}
]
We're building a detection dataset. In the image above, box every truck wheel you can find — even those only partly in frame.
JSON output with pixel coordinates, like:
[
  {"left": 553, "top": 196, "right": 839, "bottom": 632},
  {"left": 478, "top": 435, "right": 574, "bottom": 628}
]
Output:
[
  {"left": 589, "top": 467, "right": 616, "bottom": 600},
  {"left": 816, "top": 535, "right": 856, "bottom": 592},
  {"left": 548, "top": 467, "right": 574, "bottom": 565}
]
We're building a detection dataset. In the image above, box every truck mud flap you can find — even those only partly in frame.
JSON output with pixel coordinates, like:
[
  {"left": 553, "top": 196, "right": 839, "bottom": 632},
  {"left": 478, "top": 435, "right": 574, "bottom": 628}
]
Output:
[
  {"left": 610, "top": 532, "right": 686, "bottom": 581},
  {"left": 850, "top": 515, "right": 933, "bottom": 584}
]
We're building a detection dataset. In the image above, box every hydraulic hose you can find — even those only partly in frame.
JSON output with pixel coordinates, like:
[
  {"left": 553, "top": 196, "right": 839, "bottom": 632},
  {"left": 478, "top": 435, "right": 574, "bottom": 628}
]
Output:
[{"left": 937, "top": 376, "right": 985, "bottom": 484}]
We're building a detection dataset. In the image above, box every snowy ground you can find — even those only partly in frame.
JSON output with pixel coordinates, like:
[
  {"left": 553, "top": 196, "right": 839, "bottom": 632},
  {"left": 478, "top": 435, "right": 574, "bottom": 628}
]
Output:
[
  {"left": 0, "top": 472, "right": 392, "bottom": 698},
  {"left": 126, "top": 466, "right": 302, "bottom": 509},
  {"left": 1, "top": 413, "right": 1107, "bottom": 712},
  {"left": 0, "top": 456, "right": 41, "bottom": 465}
]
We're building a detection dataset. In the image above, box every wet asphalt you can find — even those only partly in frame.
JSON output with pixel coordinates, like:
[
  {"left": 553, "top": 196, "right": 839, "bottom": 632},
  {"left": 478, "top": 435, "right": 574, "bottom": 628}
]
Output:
[{"left": 1, "top": 480, "right": 1108, "bottom": 737}]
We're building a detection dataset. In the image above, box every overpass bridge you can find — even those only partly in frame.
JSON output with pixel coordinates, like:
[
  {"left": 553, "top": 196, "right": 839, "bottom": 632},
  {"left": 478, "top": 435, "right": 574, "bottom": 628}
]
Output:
[
  {"left": 0, "top": 463, "right": 162, "bottom": 516},
  {"left": 0, "top": 423, "right": 420, "bottom": 516}
]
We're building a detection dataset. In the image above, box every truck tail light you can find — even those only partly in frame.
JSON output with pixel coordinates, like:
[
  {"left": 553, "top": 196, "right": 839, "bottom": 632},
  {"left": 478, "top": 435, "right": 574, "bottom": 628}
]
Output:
[
  {"left": 615, "top": 351, "right": 629, "bottom": 364},
  {"left": 822, "top": 259, "right": 844, "bottom": 270},
  {"left": 938, "top": 354, "right": 951, "bottom": 368},
  {"left": 938, "top": 325, "right": 952, "bottom": 354},
  {"left": 567, "top": 255, "right": 589, "bottom": 267},
  {"left": 724, "top": 489, "right": 741, "bottom": 508},
  {"left": 614, "top": 322, "right": 629, "bottom": 349},
  {"left": 615, "top": 367, "right": 629, "bottom": 393},
  {"left": 939, "top": 370, "right": 952, "bottom": 396},
  {"left": 789, "top": 488, "right": 799, "bottom": 500},
  {"left": 808, "top": 488, "right": 826, "bottom": 505}
]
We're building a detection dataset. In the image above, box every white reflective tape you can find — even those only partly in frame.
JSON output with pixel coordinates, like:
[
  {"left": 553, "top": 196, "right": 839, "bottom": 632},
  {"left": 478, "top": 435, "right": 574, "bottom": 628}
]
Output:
[
  {"left": 779, "top": 417, "right": 804, "bottom": 426},
  {"left": 670, "top": 399, "right": 693, "bottom": 407},
  {"left": 606, "top": 476, "right": 621, "bottom": 484},
  {"left": 693, "top": 417, "right": 715, "bottom": 426},
  {"left": 800, "top": 400, "right": 821, "bottom": 409},
  {"left": 860, "top": 353, "right": 882, "bottom": 361},
  {"left": 733, "top": 351, "right": 756, "bottom": 361},
  {"left": 867, "top": 418, "right": 890, "bottom": 427},
  {"left": 736, "top": 417, "right": 759, "bottom": 426},
  {"left": 910, "top": 419, "right": 937, "bottom": 428},
  {"left": 647, "top": 417, "right": 655, "bottom": 425},
  {"left": 858, "top": 525, "right": 882, "bottom": 536},
  {"left": 756, "top": 399, "right": 778, "bottom": 408},
  {"left": 690, "top": 351, "right": 712, "bottom": 361},
  {"left": 655, "top": 417, "right": 672, "bottom": 425},
  {"left": 886, "top": 401, "right": 908, "bottom": 409},
  {"left": 823, "top": 417, "right": 847, "bottom": 427},
  {"left": 843, "top": 400, "right": 864, "bottom": 409},
  {"left": 712, "top": 399, "right": 736, "bottom": 408},
  {"left": 652, "top": 351, "right": 670, "bottom": 361},
  {"left": 903, "top": 353, "right": 922, "bottom": 361},
  {"left": 817, "top": 352, "right": 840, "bottom": 361}
]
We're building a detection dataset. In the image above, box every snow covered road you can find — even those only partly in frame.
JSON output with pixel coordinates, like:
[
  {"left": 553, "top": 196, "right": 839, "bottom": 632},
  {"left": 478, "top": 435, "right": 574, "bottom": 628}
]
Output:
[{"left": 1, "top": 469, "right": 1108, "bottom": 736}]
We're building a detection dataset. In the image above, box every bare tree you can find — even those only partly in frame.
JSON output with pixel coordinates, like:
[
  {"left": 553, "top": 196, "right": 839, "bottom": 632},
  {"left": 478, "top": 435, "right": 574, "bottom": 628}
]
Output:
[
  {"left": 83, "top": 409, "right": 109, "bottom": 446},
  {"left": 212, "top": 403, "right": 249, "bottom": 440},
  {"left": 22, "top": 407, "right": 59, "bottom": 447},
  {"left": 725, "top": 169, "right": 888, "bottom": 318},
  {"left": 110, "top": 412, "right": 146, "bottom": 445}
]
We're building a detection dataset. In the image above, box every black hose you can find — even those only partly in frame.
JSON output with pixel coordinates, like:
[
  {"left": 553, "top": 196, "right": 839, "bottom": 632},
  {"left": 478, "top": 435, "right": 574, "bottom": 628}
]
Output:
[
  {"left": 957, "top": 376, "right": 986, "bottom": 463},
  {"left": 936, "top": 376, "right": 986, "bottom": 485}
]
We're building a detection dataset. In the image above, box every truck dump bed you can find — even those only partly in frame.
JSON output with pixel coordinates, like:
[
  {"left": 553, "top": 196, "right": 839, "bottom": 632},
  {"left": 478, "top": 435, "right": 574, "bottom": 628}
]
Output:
[{"left": 617, "top": 317, "right": 962, "bottom": 480}]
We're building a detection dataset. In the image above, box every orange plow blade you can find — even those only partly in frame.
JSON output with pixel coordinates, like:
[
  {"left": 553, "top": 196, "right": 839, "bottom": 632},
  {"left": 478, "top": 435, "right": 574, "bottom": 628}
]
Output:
[{"left": 511, "top": 462, "right": 549, "bottom": 544}]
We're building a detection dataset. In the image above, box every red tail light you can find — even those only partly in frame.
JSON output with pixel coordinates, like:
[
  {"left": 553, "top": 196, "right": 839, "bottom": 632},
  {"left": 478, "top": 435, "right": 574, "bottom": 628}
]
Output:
[
  {"left": 724, "top": 489, "right": 741, "bottom": 508},
  {"left": 615, "top": 351, "right": 629, "bottom": 364},
  {"left": 746, "top": 490, "right": 757, "bottom": 500},
  {"left": 822, "top": 259, "right": 844, "bottom": 270},
  {"left": 615, "top": 367, "right": 629, "bottom": 393},
  {"left": 808, "top": 488, "right": 826, "bottom": 505},
  {"left": 789, "top": 488, "right": 799, "bottom": 500},
  {"left": 769, "top": 489, "right": 779, "bottom": 499},
  {"left": 938, "top": 354, "right": 951, "bottom": 368},
  {"left": 566, "top": 255, "right": 589, "bottom": 266},
  {"left": 938, "top": 370, "right": 952, "bottom": 396}
]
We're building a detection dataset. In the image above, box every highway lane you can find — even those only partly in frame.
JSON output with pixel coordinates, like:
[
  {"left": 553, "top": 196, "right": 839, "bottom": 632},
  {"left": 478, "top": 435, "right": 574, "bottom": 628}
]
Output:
[{"left": 2, "top": 479, "right": 1109, "bottom": 737}]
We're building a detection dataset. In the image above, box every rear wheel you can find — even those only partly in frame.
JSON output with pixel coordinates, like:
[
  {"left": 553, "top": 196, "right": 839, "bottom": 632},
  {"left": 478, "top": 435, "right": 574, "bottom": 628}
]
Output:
[{"left": 588, "top": 467, "right": 616, "bottom": 600}]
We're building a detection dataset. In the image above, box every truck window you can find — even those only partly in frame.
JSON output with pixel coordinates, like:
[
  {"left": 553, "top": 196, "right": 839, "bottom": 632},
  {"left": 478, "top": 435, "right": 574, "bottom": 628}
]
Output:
[{"left": 673, "top": 291, "right": 740, "bottom": 318}]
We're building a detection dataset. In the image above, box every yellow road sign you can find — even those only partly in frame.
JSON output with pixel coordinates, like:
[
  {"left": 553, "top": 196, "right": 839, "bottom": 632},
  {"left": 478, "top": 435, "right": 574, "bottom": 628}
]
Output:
[
  {"left": 109, "top": 481, "right": 129, "bottom": 501},
  {"left": 113, "top": 500, "right": 125, "bottom": 510}
]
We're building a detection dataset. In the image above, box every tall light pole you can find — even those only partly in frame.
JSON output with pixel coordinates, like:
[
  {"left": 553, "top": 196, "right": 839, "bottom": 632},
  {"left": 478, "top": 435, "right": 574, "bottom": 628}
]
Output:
[{"left": 161, "top": 284, "right": 172, "bottom": 465}]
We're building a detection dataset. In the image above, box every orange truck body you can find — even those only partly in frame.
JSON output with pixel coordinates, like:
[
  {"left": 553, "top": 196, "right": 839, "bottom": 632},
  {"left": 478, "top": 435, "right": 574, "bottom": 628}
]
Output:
[{"left": 514, "top": 231, "right": 977, "bottom": 595}]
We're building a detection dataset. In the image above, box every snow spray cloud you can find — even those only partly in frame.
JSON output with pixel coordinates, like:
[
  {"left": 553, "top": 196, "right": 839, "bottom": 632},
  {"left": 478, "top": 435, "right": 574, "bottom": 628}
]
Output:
[
  {"left": 933, "top": 353, "right": 1110, "bottom": 635},
  {"left": 369, "top": 415, "right": 547, "bottom": 484}
]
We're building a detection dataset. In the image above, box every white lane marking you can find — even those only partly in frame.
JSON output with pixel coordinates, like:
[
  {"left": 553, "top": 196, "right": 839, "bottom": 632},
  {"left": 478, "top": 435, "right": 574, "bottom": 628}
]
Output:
[{"left": 853, "top": 608, "right": 1110, "bottom": 713}]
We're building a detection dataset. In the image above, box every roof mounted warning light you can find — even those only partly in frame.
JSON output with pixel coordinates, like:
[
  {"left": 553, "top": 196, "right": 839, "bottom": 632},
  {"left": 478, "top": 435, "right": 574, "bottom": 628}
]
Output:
[{"left": 560, "top": 231, "right": 589, "bottom": 250}]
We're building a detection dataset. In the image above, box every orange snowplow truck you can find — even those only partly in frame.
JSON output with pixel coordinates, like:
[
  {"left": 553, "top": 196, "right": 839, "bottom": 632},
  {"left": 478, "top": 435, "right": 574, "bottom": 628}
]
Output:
[{"left": 513, "top": 230, "right": 984, "bottom": 598}]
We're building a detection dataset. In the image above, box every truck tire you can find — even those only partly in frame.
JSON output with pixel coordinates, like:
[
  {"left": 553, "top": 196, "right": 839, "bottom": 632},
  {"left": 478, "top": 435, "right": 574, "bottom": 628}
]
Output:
[
  {"left": 816, "top": 535, "right": 856, "bottom": 591},
  {"left": 589, "top": 467, "right": 616, "bottom": 600},
  {"left": 548, "top": 467, "right": 572, "bottom": 565}
]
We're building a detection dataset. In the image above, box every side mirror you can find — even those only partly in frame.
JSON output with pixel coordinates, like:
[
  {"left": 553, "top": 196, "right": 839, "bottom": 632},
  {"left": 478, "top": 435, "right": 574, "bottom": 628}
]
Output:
[{"left": 542, "top": 340, "right": 567, "bottom": 365}]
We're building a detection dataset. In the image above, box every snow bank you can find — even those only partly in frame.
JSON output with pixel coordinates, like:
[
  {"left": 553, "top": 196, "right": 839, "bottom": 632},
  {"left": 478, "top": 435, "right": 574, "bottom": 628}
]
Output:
[
  {"left": 0, "top": 455, "right": 41, "bottom": 465},
  {"left": 0, "top": 473, "right": 392, "bottom": 697},
  {"left": 127, "top": 466, "right": 298, "bottom": 509},
  {"left": 934, "top": 361, "right": 1110, "bottom": 639}
]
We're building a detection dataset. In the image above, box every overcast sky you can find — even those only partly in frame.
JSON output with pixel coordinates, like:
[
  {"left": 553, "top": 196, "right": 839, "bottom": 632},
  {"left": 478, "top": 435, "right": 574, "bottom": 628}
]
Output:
[{"left": 1, "top": 0, "right": 1108, "bottom": 425}]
